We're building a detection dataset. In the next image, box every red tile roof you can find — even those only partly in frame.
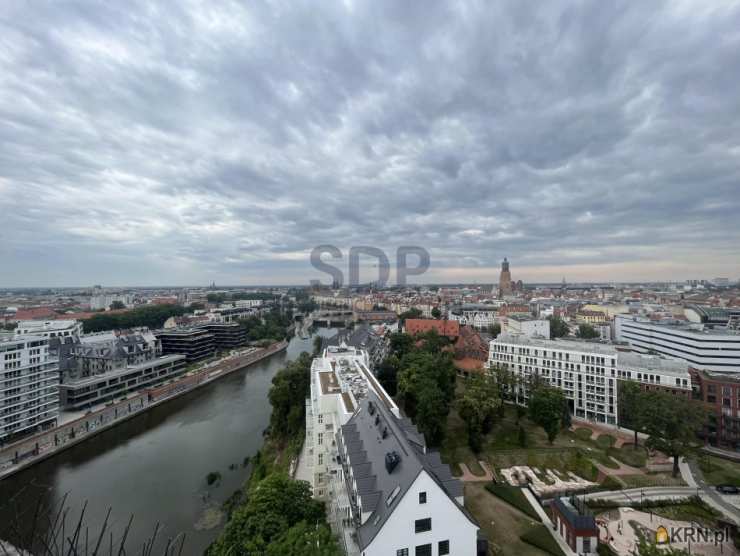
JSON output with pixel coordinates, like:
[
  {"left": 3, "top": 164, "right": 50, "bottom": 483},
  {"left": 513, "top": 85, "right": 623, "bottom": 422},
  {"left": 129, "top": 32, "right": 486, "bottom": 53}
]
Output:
[{"left": 405, "top": 319, "right": 460, "bottom": 338}]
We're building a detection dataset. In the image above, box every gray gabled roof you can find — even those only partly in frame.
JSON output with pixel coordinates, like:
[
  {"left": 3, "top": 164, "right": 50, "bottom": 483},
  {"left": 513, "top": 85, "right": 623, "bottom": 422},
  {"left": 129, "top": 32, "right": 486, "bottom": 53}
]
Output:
[{"left": 340, "top": 391, "right": 477, "bottom": 549}]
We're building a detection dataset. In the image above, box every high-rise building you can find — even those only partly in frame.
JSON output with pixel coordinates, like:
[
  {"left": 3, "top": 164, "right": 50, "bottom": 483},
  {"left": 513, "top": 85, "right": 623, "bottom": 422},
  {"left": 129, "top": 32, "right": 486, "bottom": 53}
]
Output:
[
  {"left": 0, "top": 335, "right": 60, "bottom": 441},
  {"left": 498, "top": 257, "right": 512, "bottom": 298}
]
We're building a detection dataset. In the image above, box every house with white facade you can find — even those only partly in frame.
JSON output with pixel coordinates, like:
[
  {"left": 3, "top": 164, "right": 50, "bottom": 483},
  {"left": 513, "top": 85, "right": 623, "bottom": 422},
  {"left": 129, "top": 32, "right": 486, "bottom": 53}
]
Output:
[{"left": 305, "top": 344, "right": 480, "bottom": 555}]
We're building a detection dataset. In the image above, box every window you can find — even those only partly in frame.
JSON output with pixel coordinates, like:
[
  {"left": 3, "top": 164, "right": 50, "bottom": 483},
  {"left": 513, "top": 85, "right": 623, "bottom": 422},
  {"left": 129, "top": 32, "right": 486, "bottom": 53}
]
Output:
[
  {"left": 396, "top": 550, "right": 408, "bottom": 556},
  {"left": 438, "top": 540, "right": 450, "bottom": 555},
  {"left": 414, "top": 518, "right": 431, "bottom": 533},
  {"left": 418, "top": 491, "right": 427, "bottom": 504},
  {"left": 415, "top": 545, "right": 431, "bottom": 556},
  {"left": 317, "top": 432, "right": 323, "bottom": 445},
  {"left": 318, "top": 453, "right": 323, "bottom": 465}
]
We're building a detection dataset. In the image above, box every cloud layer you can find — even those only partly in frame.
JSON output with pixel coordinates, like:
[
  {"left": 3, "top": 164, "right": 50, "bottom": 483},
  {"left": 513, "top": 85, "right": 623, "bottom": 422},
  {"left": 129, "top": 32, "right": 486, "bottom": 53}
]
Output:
[{"left": 2, "top": 0, "right": 740, "bottom": 286}]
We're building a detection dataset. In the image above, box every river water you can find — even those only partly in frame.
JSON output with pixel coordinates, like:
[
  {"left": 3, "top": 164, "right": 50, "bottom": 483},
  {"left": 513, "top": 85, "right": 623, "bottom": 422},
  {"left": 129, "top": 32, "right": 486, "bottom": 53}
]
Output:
[{"left": 0, "top": 329, "right": 335, "bottom": 556}]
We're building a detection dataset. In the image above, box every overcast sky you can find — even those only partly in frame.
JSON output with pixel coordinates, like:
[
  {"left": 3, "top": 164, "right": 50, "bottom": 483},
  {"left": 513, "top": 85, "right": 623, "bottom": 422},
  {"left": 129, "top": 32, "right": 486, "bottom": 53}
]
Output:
[{"left": 1, "top": 1, "right": 740, "bottom": 287}]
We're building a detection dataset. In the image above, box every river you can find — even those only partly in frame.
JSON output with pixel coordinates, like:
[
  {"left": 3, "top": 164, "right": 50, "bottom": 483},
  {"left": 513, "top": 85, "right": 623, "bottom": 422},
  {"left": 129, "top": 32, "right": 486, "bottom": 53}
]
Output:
[{"left": 0, "top": 329, "right": 336, "bottom": 556}]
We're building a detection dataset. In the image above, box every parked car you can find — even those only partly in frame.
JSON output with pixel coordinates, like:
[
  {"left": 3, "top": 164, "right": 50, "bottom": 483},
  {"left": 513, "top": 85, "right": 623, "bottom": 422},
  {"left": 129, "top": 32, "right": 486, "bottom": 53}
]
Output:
[{"left": 716, "top": 484, "right": 740, "bottom": 495}]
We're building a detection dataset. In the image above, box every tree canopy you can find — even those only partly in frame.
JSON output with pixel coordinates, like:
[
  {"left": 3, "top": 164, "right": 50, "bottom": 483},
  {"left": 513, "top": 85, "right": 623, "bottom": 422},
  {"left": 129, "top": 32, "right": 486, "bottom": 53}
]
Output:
[
  {"left": 207, "top": 473, "right": 339, "bottom": 556},
  {"left": 547, "top": 315, "right": 569, "bottom": 339},
  {"left": 268, "top": 352, "right": 313, "bottom": 439},
  {"left": 528, "top": 386, "right": 567, "bottom": 444},
  {"left": 576, "top": 323, "right": 599, "bottom": 339},
  {"left": 641, "top": 389, "right": 706, "bottom": 476},
  {"left": 82, "top": 304, "right": 187, "bottom": 333},
  {"left": 457, "top": 373, "right": 501, "bottom": 452}
]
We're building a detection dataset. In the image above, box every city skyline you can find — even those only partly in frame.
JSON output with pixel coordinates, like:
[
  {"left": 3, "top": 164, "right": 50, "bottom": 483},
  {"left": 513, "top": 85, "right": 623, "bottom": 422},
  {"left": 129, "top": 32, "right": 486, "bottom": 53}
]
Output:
[{"left": 2, "top": 2, "right": 740, "bottom": 287}]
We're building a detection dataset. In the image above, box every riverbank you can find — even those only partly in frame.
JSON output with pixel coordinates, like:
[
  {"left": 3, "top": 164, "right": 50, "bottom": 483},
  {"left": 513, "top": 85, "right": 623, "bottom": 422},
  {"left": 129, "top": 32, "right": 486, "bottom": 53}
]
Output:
[{"left": 0, "top": 340, "right": 288, "bottom": 481}]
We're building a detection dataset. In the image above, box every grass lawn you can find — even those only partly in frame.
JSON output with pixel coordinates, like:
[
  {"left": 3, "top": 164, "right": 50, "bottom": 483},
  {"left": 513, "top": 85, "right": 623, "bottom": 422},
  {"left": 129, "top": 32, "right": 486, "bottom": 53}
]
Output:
[
  {"left": 617, "top": 473, "right": 686, "bottom": 488},
  {"left": 465, "top": 483, "right": 548, "bottom": 556},
  {"left": 520, "top": 524, "right": 567, "bottom": 556},
  {"left": 608, "top": 445, "right": 648, "bottom": 468},
  {"left": 697, "top": 454, "right": 740, "bottom": 486},
  {"left": 485, "top": 484, "right": 541, "bottom": 521},
  {"left": 650, "top": 498, "right": 722, "bottom": 527},
  {"left": 441, "top": 401, "right": 620, "bottom": 483}
]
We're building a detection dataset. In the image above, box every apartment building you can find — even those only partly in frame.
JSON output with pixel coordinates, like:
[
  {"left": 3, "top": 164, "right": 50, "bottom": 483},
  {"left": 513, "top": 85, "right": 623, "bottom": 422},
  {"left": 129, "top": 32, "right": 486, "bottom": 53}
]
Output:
[
  {"left": 58, "top": 329, "right": 186, "bottom": 410},
  {"left": 0, "top": 335, "right": 60, "bottom": 441},
  {"left": 488, "top": 333, "right": 692, "bottom": 425},
  {"left": 305, "top": 345, "right": 480, "bottom": 555},
  {"left": 615, "top": 315, "right": 740, "bottom": 374},
  {"left": 15, "top": 320, "right": 82, "bottom": 339}
]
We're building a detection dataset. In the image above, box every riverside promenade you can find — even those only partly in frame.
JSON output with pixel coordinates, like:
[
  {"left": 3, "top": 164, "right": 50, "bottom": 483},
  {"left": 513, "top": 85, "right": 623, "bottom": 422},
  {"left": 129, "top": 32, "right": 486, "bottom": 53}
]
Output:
[{"left": 0, "top": 340, "right": 288, "bottom": 480}]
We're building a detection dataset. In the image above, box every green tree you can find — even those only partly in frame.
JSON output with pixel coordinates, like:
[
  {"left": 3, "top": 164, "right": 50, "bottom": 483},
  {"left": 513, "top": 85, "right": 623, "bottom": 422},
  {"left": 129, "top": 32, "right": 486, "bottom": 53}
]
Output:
[
  {"left": 399, "top": 307, "right": 423, "bottom": 324},
  {"left": 109, "top": 300, "right": 126, "bottom": 310},
  {"left": 377, "top": 355, "right": 400, "bottom": 396},
  {"left": 431, "top": 307, "right": 442, "bottom": 319},
  {"left": 265, "top": 521, "right": 341, "bottom": 556},
  {"left": 415, "top": 380, "right": 449, "bottom": 446},
  {"left": 529, "top": 386, "right": 567, "bottom": 444},
  {"left": 641, "top": 390, "right": 707, "bottom": 477},
  {"left": 388, "top": 332, "right": 413, "bottom": 358},
  {"left": 313, "top": 335, "right": 323, "bottom": 356},
  {"left": 547, "top": 315, "right": 569, "bottom": 339},
  {"left": 208, "top": 474, "right": 334, "bottom": 556},
  {"left": 487, "top": 322, "right": 501, "bottom": 338},
  {"left": 457, "top": 374, "right": 501, "bottom": 452},
  {"left": 619, "top": 381, "right": 646, "bottom": 449},
  {"left": 82, "top": 304, "right": 187, "bottom": 333},
  {"left": 268, "top": 353, "right": 312, "bottom": 439},
  {"left": 577, "top": 323, "right": 599, "bottom": 339}
]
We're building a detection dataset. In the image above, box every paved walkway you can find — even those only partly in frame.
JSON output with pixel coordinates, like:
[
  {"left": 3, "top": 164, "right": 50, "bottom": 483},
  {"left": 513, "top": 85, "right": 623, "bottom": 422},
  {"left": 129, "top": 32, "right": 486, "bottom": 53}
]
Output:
[{"left": 458, "top": 461, "right": 495, "bottom": 482}]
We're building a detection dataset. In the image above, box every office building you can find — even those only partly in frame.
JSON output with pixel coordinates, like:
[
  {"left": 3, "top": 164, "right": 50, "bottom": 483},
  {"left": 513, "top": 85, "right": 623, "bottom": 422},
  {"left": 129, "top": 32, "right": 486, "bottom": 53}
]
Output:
[
  {"left": 156, "top": 328, "right": 216, "bottom": 363},
  {"left": 504, "top": 314, "right": 550, "bottom": 338},
  {"left": 615, "top": 315, "right": 740, "bottom": 374},
  {"left": 196, "top": 322, "right": 247, "bottom": 350},
  {"left": 1, "top": 335, "right": 60, "bottom": 441},
  {"left": 306, "top": 345, "right": 480, "bottom": 555}
]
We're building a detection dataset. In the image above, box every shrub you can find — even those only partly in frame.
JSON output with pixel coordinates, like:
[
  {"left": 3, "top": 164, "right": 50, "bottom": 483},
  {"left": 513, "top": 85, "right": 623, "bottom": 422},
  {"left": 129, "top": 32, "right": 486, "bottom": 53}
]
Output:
[{"left": 207, "top": 471, "right": 222, "bottom": 486}]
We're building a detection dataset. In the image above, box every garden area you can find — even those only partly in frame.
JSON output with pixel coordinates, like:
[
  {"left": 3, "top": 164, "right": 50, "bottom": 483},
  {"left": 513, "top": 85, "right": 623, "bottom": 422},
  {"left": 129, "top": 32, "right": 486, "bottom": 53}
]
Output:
[
  {"left": 465, "top": 483, "right": 559, "bottom": 556},
  {"left": 697, "top": 453, "right": 740, "bottom": 486}
]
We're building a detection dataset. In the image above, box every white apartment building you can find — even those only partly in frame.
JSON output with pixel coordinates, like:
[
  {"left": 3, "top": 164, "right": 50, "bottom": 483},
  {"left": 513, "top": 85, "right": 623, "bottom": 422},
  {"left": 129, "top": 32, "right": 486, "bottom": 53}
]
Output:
[
  {"left": 305, "top": 344, "right": 479, "bottom": 556},
  {"left": 488, "top": 333, "right": 692, "bottom": 425},
  {"left": 615, "top": 315, "right": 740, "bottom": 374},
  {"left": 15, "top": 320, "right": 82, "bottom": 340},
  {"left": 0, "top": 335, "right": 60, "bottom": 441}
]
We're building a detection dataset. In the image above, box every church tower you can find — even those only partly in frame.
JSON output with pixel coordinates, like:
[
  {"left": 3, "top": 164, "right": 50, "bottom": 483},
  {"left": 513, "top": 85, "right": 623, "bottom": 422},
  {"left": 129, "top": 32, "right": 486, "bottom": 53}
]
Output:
[{"left": 498, "top": 257, "right": 512, "bottom": 298}]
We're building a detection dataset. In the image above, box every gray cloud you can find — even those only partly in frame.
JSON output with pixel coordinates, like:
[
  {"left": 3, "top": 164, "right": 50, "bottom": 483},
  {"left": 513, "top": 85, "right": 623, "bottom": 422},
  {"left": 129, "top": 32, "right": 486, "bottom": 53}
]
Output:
[{"left": 1, "top": 0, "right": 740, "bottom": 286}]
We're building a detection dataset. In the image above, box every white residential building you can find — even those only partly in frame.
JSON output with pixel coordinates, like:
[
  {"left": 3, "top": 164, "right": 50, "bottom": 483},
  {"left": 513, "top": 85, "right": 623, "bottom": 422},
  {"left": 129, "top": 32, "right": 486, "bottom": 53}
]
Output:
[
  {"left": 90, "top": 293, "right": 133, "bottom": 311},
  {"left": 615, "top": 315, "right": 740, "bottom": 374},
  {"left": 0, "top": 335, "right": 60, "bottom": 441},
  {"left": 15, "top": 320, "right": 82, "bottom": 340},
  {"left": 306, "top": 344, "right": 479, "bottom": 556},
  {"left": 488, "top": 333, "right": 692, "bottom": 425}
]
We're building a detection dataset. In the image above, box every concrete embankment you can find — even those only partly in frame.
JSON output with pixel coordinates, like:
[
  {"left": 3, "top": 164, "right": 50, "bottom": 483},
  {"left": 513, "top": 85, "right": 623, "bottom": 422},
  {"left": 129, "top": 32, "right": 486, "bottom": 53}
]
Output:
[{"left": 0, "top": 340, "right": 288, "bottom": 481}]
